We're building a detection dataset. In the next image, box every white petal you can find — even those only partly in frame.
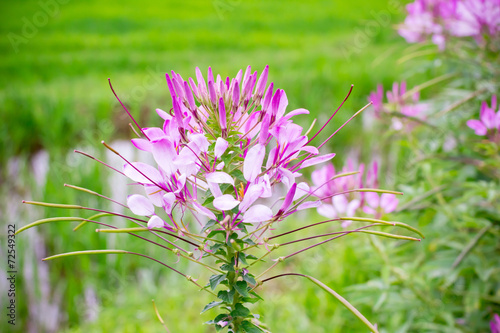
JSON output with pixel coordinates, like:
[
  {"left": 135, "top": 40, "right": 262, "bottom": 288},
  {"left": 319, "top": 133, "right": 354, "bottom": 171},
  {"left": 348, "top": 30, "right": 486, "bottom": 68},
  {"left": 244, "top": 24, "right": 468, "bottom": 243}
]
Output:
[
  {"left": 148, "top": 215, "right": 165, "bottom": 229},
  {"left": 206, "top": 172, "right": 234, "bottom": 185},
  {"left": 127, "top": 194, "right": 155, "bottom": 216},
  {"left": 242, "top": 204, "right": 273, "bottom": 223},
  {"left": 213, "top": 194, "right": 240, "bottom": 211}
]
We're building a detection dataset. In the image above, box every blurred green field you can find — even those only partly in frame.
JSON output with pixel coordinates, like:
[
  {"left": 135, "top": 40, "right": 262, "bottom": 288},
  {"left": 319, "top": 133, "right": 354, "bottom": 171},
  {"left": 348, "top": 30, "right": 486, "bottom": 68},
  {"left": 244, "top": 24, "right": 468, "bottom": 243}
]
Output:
[{"left": 0, "top": 0, "right": 444, "bottom": 332}]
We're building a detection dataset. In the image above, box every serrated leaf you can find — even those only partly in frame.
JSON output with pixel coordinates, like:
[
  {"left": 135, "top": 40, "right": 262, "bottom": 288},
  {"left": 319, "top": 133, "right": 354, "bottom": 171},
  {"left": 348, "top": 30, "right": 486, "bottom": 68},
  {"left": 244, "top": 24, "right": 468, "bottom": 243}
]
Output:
[
  {"left": 218, "top": 289, "right": 235, "bottom": 303},
  {"left": 234, "top": 280, "right": 250, "bottom": 297},
  {"left": 210, "top": 274, "right": 227, "bottom": 290},
  {"left": 241, "top": 320, "right": 264, "bottom": 332},
  {"left": 230, "top": 303, "right": 251, "bottom": 318},
  {"left": 201, "top": 301, "right": 223, "bottom": 314}
]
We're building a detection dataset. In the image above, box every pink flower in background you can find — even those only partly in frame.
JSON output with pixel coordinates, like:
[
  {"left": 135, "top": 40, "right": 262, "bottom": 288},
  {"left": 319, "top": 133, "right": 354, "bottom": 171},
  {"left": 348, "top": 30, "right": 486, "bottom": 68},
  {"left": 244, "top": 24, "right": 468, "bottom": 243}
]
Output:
[
  {"left": 311, "top": 158, "right": 364, "bottom": 227},
  {"left": 363, "top": 192, "right": 398, "bottom": 219},
  {"left": 369, "top": 84, "right": 384, "bottom": 117},
  {"left": 491, "top": 314, "right": 500, "bottom": 333},
  {"left": 466, "top": 95, "right": 500, "bottom": 137},
  {"left": 398, "top": 0, "right": 500, "bottom": 49},
  {"left": 363, "top": 161, "right": 398, "bottom": 219},
  {"left": 368, "top": 82, "right": 428, "bottom": 131}
]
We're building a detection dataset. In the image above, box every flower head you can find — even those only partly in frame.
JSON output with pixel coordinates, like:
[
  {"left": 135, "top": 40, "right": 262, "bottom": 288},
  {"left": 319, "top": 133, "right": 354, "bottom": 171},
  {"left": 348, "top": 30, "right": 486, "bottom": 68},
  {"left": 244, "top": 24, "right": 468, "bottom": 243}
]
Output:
[
  {"left": 123, "top": 66, "right": 339, "bottom": 240},
  {"left": 467, "top": 95, "right": 500, "bottom": 140}
]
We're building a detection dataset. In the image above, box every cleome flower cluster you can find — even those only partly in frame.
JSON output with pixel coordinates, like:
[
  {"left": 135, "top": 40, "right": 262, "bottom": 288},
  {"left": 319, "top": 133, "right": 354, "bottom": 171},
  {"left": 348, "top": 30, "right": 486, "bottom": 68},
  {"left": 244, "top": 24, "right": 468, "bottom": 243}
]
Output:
[
  {"left": 398, "top": 0, "right": 500, "bottom": 50},
  {"left": 124, "top": 65, "right": 337, "bottom": 238}
]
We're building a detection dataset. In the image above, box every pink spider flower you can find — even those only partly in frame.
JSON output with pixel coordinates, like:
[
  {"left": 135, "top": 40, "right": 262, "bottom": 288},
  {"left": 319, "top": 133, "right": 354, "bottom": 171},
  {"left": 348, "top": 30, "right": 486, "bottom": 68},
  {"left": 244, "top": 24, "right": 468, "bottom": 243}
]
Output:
[
  {"left": 368, "top": 82, "right": 428, "bottom": 131},
  {"left": 398, "top": 0, "right": 500, "bottom": 49},
  {"left": 363, "top": 161, "right": 398, "bottom": 219},
  {"left": 466, "top": 95, "right": 500, "bottom": 141},
  {"left": 119, "top": 66, "right": 343, "bottom": 242},
  {"left": 311, "top": 158, "right": 364, "bottom": 227}
]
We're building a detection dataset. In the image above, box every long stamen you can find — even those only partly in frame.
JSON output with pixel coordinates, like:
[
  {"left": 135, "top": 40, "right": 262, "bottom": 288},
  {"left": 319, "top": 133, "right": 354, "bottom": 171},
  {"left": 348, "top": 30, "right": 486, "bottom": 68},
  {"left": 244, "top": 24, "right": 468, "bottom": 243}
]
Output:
[{"left": 108, "top": 79, "right": 150, "bottom": 140}]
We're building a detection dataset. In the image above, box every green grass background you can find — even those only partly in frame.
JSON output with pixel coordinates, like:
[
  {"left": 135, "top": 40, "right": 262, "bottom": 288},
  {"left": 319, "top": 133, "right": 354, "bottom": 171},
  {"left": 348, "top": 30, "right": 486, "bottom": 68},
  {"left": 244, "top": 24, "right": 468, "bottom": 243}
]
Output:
[{"left": 0, "top": 0, "right": 435, "bottom": 332}]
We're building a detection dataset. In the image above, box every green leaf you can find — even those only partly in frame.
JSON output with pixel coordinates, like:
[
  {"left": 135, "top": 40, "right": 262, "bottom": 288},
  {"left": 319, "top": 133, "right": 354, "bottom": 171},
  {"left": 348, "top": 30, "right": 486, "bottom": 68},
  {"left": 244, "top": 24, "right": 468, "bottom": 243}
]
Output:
[
  {"left": 241, "top": 320, "right": 263, "bottom": 333},
  {"left": 201, "top": 219, "right": 217, "bottom": 233},
  {"left": 234, "top": 281, "right": 250, "bottom": 297},
  {"left": 210, "top": 274, "right": 227, "bottom": 290},
  {"left": 201, "top": 301, "right": 223, "bottom": 314},
  {"left": 243, "top": 274, "right": 256, "bottom": 286},
  {"left": 217, "top": 289, "right": 235, "bottom": 303},
  {"left": 232, "top": 169, "right": 245, "bottom": 182},
  {"left": 220, "top": 263, "right": 235, "bottom": 272},
  {"left": 243, "top": 238, "right": 256, "bottom": 246},
  {"left": 230, "top": 303, "right": 251, "bottom": 318}
]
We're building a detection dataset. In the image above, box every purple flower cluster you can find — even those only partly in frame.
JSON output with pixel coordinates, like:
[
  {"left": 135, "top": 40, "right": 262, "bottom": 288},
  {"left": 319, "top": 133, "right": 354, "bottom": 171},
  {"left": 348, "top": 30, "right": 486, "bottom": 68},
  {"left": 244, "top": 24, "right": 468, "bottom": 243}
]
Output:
[
  {"left": 467, "top": 95, "right": 500, "bottom": 142},
  {"left": 369, "top": 82, "right": 428, "bottom": 131},
  {"left": 398, "top": 0, "right": 500, "bottom": 49},
  {"left": 312, "top": 159, "right": 398, "bottom": 224},
  {"left": 124, "top": 66, "right": 335, "bottom": 237}
]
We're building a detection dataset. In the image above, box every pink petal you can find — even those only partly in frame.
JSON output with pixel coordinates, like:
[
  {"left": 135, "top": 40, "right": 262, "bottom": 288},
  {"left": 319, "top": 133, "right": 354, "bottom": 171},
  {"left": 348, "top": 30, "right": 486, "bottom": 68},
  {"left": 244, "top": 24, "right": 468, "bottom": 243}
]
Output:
[
  {"left": 144, "top": 185, "right": 164, "bottom": 207},
  {"left": 480, "top": 104, "right": 496, "bottom": 129},
  {"left": 239, "top": 183, "right": 265, "bottom": 212},
  {"left": 213, "top": 194, "right": 240, "bottom": 211},
  {"left": 152, "top": 138, "right": 177, "bottom": 175},
  {"left": 189, "top": 133, "right": 209, "bottom": 153},
  {"left": 466, "top": 119, "right": 487, "bottom": 136},
  {"left": 346, "top": 199, "right": 361, "bottom": 217},
  {"left": 123, "top": 162, "right": 162, "bottom": 184},
  {"left": 284, "top": 108, "right": 309, "bottom": 119},
  {"left": 332, "top": 194, "right": 349, "bottom": 215},
  {"left": 206, "top": 172, "right": 234, "bottom": 185},
  {"left": 242, "top": 204, "right": 273, "bottom": 223},
  {"left": 243, "top": 144, "right": 265, "bottom": 181},
  {"left": 293, "top": 182, "right": 310, "bottom": 201},
  {"left": 148, "top": 215, "right": 165, "bottom": 229},
  {"left": 297, "top": 200, "right": 322, "bottom": 211},
  {"left": 300, "top": 153, "right": 336, "bottom": 168},
  {"left": 162, "top": 193, "right": 176, "bottom": 214},
  {"left": 192, "top": 202, "right": 216, "bottom": 219},
  {"left": 156, "top": 108, "right": 172, "bottom": 120},
  {"left": 214, "top": 137, "right": 229, "bottom": 158},
  {"left": 363, "top": 205, "right": 377, "bottom": 215},
  {"left": 380, "top": 193, "right": 398, "bottom": 213},
  {"left": 278, "top": 183, "right": 297, "bottom": 214},
  {"left": 127, "top": 194, "right": 155, "bottom": 216},
  {"left": 317, "top": 204, "right": 337, "bottom": 219},
  {"left": 143, "top": 127, "right": 166, "bottom": 141},
  {"left": 365, "top": 192, "right": 380, "bottom": 208},
  {"left": 131, "top": 138, "right": 152, "bottom": 152}
]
